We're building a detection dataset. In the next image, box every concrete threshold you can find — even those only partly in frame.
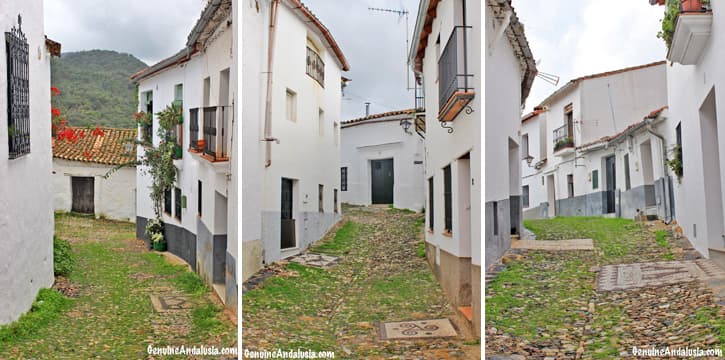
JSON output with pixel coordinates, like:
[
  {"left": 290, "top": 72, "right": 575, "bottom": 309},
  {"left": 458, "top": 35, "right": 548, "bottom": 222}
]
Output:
[{"left": 511, "top": 238, "right": 594, "bottom": 251}]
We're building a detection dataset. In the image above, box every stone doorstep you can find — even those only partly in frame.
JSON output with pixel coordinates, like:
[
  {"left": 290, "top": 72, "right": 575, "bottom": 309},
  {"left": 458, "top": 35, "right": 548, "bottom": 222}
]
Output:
[{"left": 511, "top": 238, "right": 594, "bottom": 251}]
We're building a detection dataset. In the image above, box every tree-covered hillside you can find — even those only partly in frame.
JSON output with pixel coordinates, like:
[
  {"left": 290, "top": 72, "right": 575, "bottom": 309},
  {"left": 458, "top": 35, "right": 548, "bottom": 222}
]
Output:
[{"left": 51, "top": 50, "right": 147, "bottom": 128}]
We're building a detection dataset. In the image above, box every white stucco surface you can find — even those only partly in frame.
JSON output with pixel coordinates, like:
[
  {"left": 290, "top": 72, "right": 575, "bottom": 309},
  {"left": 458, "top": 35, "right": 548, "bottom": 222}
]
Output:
[
  {"left": 340, "top": 115, "right": 425, "bottom": 212},
  {"left": 418, "top": 0, "right": 481, "bottom": 266},
  {"left": 52, "top": 159, "right": 136, "bottom": 221},
  {"left": 0, "top": 0, "right": 55, "bottom": 325},
  {"left": 665, "top": 2, "right": 725, "bottom": 257}
]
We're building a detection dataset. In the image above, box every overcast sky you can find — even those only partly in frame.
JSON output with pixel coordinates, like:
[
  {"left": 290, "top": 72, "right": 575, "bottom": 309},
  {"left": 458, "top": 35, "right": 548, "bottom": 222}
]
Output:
[
  {"left": 44, "top": 0, "right": 206, "bottom": 65},
  {"left": 303, "top": 0, "right": 421, "bottom": 120},
  {"left": 515, "top": 0, "right": 668, "bottom": 113}
]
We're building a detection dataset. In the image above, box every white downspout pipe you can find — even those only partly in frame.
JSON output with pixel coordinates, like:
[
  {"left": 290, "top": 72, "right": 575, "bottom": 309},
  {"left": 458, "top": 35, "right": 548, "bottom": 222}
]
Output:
[{"left": 263, "top": 0, "right": 280, "bottom": 167}]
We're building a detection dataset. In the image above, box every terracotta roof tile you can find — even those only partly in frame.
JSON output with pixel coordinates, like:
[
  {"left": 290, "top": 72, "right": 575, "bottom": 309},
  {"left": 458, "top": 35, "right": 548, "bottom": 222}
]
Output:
[
  {"left": 341, "top": 108, "right": 419, "bottom": 127},
  {"left": 53, "top": 127, "right": 137, "bottom": 166},
  {"left": 540, "top": 61, "right": 666, "bottom": 106},
  {"left": 577, "top": 106, "right": 668, "bottom": 149}
]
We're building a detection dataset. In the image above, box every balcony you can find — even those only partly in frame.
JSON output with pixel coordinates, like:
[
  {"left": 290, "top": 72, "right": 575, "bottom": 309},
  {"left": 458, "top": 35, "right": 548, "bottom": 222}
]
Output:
[
  {"left": 189, "top": 108, "right": 200, "bottom": 152},
  {"left": 306, "top": 46, "right": 325, "bottom": 87},
  {"left": 201, "top": 105, "right": 231, "bottom": 162},
  {"left": 553, "top": 124, "right": 575, "bottom": 156},
  {"left": 438, "top": 26, "right": 475, "bottom": 122},
  {"left": 667, "top": 0, "right": 712, "bottom": 65}
]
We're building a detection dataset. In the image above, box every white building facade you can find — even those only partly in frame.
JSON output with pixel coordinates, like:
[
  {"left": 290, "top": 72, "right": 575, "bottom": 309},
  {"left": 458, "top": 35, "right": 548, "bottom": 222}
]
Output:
[
  {"left": 0, "top": 0, "right": 57, "bottom": 324},
  {"left": 340, "top": 109, "right": 425, "bottom": 212},
  {"left": 242, "top": 0, "right": 348, "bottom": 280},
  {"left": 648, "top": 0, "right": 725, "bottom": 261},
  {"left": 51, "top": 128, "right": 136, "bottom": 222},
  {"left": 411, "top": 0, "right": 490, "bottom": 337},
  {"left": 520, "top": 62, "right": 670, "bottom": 222},
  {"left": 131, "top": 0, "right": 237, "bottom": 311}
]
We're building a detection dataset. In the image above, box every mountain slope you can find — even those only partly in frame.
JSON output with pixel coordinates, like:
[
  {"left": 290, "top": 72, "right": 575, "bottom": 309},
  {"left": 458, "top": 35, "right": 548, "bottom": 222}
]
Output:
[{"left": 51, "top": 50, "right": 147, "bottom": 128}]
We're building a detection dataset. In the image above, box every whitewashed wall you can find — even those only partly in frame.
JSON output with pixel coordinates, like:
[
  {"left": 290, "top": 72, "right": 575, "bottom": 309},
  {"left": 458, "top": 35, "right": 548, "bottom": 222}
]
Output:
[
  {"left": 340, "top": 117, "right": 425, "bottom": 211},
  {"left": 666, "top": 1, "right": 725, "bottom": 256},
  {"left": 0, "top": 0, "right": 55, "bottom": 325},
  {"left": 259, "top": 1, "right": 344, "bottom": 264},
  {"left": 418, "top": 0, "right": 481, "bottom": 265},
  {"left": 52, "top": 159, "right": 136, "bottom": 222},
  {"left": 241, "top": 0, "right": 266, "bottom": 281}
]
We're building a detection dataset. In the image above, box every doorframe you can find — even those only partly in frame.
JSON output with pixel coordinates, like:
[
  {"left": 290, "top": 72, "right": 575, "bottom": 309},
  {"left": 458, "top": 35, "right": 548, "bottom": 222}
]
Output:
[
  {"left": 71, "top": 175, "right": 95, "bottom": 214},
  {"left": 370, "top": 157, "right": 394, "bottom": 205},
  {"left": 280, "top": 177, "right": 298, "bottom": 251}
]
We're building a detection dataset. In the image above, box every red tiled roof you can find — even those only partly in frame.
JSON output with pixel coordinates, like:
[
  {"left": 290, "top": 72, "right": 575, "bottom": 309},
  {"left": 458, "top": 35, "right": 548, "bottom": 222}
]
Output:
[
  {"left": 577, "top": 106, "right": 668, "bottom": 149},
  {"left": 540, "top": 61, "right": 667, "bottom": 106},
  {"left": 341, "top": 109, "right": 419, "bottom": 127},
  {"left": 521, "top": 108, "right": 544, "bottom": 123},
  {"left": 53, "top": 127, "right": 137, "bottom": 166}
]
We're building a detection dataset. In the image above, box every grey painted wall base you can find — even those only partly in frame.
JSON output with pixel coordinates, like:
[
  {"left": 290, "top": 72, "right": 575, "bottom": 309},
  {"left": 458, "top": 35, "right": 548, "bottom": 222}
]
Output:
[
  {"left": 224, "top": 250, "right": 237, "bottom": 311},
  {"left": 196, "top": 218, "right": 228, "bottom": 285},
  {"left": 262, "top": 211, "right": 342, "bottom": 264},
  {"left": 485, "top": 198, "right": 511, "bottom": 267},
  {"left": 556, "top": 191, "right": 607, "bottom": 217},
  {"left": 136, "top": 216, "right": 196, "bottom": 270},
  {"left": 551, "top": 180, "right": 666, "bottom": 220}
]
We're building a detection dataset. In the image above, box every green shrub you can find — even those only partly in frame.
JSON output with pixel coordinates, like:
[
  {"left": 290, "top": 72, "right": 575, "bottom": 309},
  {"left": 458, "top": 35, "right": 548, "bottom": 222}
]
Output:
[{"left": 53, "top": 236, "right": 74, "bottom": 277}]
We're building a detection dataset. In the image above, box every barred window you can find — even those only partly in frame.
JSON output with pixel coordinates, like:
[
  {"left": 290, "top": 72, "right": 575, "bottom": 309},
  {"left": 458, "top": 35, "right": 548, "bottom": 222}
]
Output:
[
  {"left": 6, "top": 19, "right": 30, "bottom": 159},
  {"left": 340, "top": 167, "right": 348, "bottom": 191},
  {"left": 164, "top": 189, "right": 172, "bottom": 215},
  {"left": 306, "top": 46, "right": 324, "bottom": 87},
  {"left": 174, "top": 187, "right": 182, "bottom": 221}
]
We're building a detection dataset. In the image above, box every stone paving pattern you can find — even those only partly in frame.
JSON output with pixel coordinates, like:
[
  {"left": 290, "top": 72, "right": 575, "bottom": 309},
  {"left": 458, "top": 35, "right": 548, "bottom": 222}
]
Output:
[
  {"left": 378, "top": 318, "right": 458, "bottom": 340},
  {"left": 288, "top": 252, "right": 341, "bottom": 268},
  {"left": 486, "top": 220, "right": 724, "bottom": 359},
  {"left": 243, "top": 205, "right": 481, "bottom": 359}
]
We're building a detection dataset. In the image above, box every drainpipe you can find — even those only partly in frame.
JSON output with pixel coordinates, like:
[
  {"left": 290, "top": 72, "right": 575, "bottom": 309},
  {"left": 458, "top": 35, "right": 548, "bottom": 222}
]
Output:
[
  {"left": 263, "top": 0, "right": 280, "bottom": 167},
  {"left": 646, "top": 119, "right": 672, "bottom": 224}
]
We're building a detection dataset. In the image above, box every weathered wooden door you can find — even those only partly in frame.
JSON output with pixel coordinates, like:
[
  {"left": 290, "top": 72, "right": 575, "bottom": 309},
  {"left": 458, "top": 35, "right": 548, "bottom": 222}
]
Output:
[
  {"left": 605, "top": 155, "right": 616, "bottom": 213},
  {"left": 280, "top": 178, "right": 295, "bottom": 249},
  {"left": 371, "top": 159, "right": 394, "bottom": 204},
  {"left": 71, "top": 177, "right": 94, "bottom": 214}
]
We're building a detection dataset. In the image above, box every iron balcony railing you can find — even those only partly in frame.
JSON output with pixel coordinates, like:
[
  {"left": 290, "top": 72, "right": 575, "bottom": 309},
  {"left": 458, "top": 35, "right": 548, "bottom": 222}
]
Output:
[
  {"left": 202, "top": 105, "right": 231, "bottom": 160},
  {"left": 553, "top": 124, "right": 574, "bottom": 151},
  {"left": 306, "top": 46, "right": 325, "bottom": 87},
  {"left": 438, "top": 25, "right": 474, "bottom": 111},
  {"left": 189, "top": 108, "right": 199, "bottom": 150}
]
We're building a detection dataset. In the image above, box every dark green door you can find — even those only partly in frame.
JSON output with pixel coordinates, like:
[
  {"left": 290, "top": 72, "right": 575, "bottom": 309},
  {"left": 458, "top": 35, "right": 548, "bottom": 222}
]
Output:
[
  {"left": 371, "top": 159, "right": 394, "bottom": 204},
  {"left": 281, "top": 178, "right": 295, "bottom": 249}
]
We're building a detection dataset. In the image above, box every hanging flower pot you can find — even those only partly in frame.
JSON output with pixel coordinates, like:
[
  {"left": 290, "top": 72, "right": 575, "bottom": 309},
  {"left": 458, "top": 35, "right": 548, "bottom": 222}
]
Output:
[{"left": 197, "top": 139, "right": 205, "bottom": 149}]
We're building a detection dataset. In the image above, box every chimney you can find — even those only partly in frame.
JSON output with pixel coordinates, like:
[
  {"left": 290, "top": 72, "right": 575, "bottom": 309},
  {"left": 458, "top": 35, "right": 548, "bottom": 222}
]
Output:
[{"left": 365, "top": 102, "right": 371, "bottom": 117}]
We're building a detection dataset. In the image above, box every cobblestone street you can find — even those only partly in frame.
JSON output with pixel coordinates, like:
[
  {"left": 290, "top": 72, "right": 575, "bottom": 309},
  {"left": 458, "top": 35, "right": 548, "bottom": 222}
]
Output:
[
  {"left": 486, "top": 218, "right": 724, "bottom": 359},
  {"left": 242, "top": 205, "right": 481, "bottom": 359}
]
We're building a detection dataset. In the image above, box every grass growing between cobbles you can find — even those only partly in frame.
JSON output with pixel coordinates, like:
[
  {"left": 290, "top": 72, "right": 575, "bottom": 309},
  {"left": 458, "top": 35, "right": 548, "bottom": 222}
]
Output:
[
  {"left": 0, "top": 213, "right": 235, "bottom": 359},
  {"left": 243, "top": 205, "right": 474, "bottom": 358},
  {"left": 487, "top": 216, "right": 723, "bottom": 357}
]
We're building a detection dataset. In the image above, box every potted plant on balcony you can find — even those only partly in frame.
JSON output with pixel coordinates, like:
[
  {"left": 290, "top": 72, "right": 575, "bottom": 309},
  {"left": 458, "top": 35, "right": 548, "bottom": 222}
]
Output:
[
  {"left": 554, "top": 137, "right": 574, "bottom": 152},
  {"left": 197, "top": 139, "right": 205, "bottom": 149}
]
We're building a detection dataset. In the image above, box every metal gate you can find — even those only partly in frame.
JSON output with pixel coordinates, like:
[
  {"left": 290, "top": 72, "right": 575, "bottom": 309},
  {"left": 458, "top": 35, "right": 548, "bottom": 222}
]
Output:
[
  {"left": 371, "top": 159, "right": 394, "bottom": 204},
  {"left": 280, "top": 178, "right": 295, "bottom": 249},
  {"left": 71, "top": 177, "right": 94, "bottom": 214},
  {"left": 605, "top": 155, "right": 616, "bottom": 213}
]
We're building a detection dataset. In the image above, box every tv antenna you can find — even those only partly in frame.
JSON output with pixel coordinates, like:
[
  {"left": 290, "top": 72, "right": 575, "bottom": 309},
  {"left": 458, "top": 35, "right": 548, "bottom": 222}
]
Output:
[
  {"left": 368, "top": 6, "right": 414, "bottom": 90},
  {"left": 534, "top": 59, "right": 560, "bottom": 86}
]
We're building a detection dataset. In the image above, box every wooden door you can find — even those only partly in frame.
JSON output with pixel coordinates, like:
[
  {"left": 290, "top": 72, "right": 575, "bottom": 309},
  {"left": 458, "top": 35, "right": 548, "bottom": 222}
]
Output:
[
  {"left": 71, "top": 177, "right": 94, "bottom": 214},
  {"left": 280, "top": 178, "right": 295, "bottom": 249},
  {"left": 605, "top": 156, "right": 616, "bottom": 213},
  {"left": 371, "top": 159, "right": 394, "bottom": 204}
]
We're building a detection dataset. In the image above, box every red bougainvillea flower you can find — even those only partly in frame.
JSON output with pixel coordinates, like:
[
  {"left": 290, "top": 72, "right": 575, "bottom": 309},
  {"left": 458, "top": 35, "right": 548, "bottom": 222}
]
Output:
[
  {"left": 51, "top": 86, "right": 60, "bottom": 96},
  {"left": 51, "top": 107, "right": 61, "bottom": 117},
  {"left": 91, "top": 126, "right": 104, "bottom": 137},
  {"left": 78, "top": 130, "right": 85, "bottom": 138},
  {"left": 83, "top": 150, "right": 92, "bottom": 160}
]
